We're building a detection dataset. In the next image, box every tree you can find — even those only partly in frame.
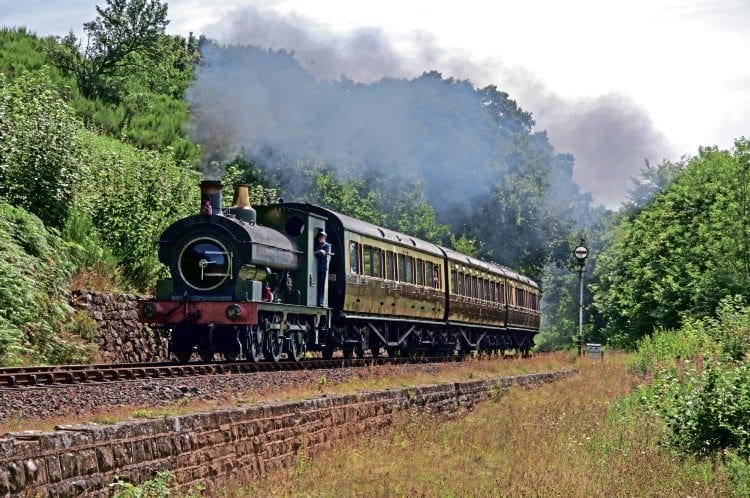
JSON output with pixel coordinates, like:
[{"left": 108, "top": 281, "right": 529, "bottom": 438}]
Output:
[
  {"left": 75, "top": 0, "right": 169, "bottom": 101},
  {"left": 591, "top": 140, "right": 750, "bottom": 347}
]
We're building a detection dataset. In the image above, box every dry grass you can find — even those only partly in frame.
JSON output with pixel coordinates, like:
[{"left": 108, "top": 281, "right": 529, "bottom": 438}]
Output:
[{"left": 226, "top": 353, "right": 732, "bottom": 497}]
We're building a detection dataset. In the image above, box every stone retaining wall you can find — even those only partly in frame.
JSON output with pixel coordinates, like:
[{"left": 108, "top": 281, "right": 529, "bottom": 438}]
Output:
[
  {"left": 71, "top": 291, "right": 168, "bottom": 363},
  {"left": 0, "top": 370, "right": 574, "bottom": 496}
]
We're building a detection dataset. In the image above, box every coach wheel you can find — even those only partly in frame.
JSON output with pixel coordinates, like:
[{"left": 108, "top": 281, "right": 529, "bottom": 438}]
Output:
[
  {"left": 198, "top": 346, "right": 214, "bottom": 362},
  {"left": 174, "top": 350, "right": 192, "bottom": 363}
]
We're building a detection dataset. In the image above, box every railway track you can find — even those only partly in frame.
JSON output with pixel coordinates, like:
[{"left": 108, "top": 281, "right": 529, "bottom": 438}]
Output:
[{"left": 0, "top": 356, "right": 460, "bottom": 389}]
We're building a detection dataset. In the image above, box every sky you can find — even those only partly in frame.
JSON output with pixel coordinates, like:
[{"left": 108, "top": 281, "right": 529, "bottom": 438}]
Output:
[{"left": 2, "top": 0, "right": 749, "bottom": 207}]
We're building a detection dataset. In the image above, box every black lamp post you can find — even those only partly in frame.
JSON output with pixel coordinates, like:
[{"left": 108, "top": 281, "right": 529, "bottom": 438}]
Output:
[{"left": 573, "top": 239, "right": 589, "bottom": 356}]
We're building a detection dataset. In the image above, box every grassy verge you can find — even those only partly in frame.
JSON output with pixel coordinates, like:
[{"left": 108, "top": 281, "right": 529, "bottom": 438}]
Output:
[{"left": 224, "top": 353, "right": 731, "bottom": 496}]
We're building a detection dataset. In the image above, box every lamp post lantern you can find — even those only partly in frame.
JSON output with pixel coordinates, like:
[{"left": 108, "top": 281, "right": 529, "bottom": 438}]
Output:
[{"left": 573, "top": 240, "right": 589, "bottom": 356}]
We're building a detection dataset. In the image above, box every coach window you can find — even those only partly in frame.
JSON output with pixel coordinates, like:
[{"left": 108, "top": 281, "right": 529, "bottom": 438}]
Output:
[
  {"left": 471, "top": 276, "right": 478, "bottom": 298},
  {"left": 433, "top": 264, "right": 441, "bottom": 288},
  {"left": 363, "top": 245, "right": 372, "bottom": 276},
  {"left": 499, "top": 283, "right": 506, "bottom": 304},
  {"left": 372, "top": 249, "right": 383, "bottom": 278},
  {"left": 451, "top": 270, "right": 457, "bottom": 295},
  {"left": 385, "top": 251, "right": 395, "bottom": 280},
  {"left": 484, "top": 280, "right": 490, "bottom": 301},
  {"left": 349, "top": 241, "right": 360, "bottom": 274},
  {"left": 416, "top": 259, "right": 424, "bottom": 286},
  {"left": 426, "top": 263, "right": 434, "bottom": 288},
  {"left": 405, "top": 256, "right": 414, "bottom": 283}
]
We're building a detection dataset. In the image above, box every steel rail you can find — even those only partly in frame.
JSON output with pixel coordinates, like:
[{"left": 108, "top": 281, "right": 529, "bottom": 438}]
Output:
[{"left": 0, "top": 355, "right": 462, "bottom": 389}]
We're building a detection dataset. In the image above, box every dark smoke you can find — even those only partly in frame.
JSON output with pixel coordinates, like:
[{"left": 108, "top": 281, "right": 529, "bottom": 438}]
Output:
[{"left": 194, "top": 4, "right": 672, "bottom": 208}]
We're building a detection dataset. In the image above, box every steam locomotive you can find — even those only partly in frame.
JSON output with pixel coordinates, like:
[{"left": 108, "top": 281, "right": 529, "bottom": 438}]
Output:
[{"left": 138, "top": 180, "right": 540, "bottom": 362}]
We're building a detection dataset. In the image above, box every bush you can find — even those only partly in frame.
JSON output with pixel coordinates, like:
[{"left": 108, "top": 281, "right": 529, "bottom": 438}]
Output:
[
  {"left": 111, "top": 470, "right": 203, "bottom": 498},
  {"left": 631, "top": 300, "right": 750, "bottom": 457},
  {"left": 73, "top": 129, "right": 200, "bottom": 289},
  {"left": 663, "top": 363, "right": 750, "bottom": 456},
  {"left": 0, "top": 71, "right": 81, "bottom": 228},
  {"left": 0, "top": 203, "right": 95, "bottom": 365}
]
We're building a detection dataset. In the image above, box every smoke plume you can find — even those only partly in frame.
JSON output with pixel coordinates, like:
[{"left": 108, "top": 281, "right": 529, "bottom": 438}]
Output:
[{"left": 193, "top": 4, "right": 672, "bottom": 208}]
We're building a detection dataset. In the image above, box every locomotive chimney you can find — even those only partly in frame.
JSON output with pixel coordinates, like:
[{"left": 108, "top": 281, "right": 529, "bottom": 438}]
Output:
[
  {"left": 199, "top": 180, "right": 223, "bottom": 216},
  {"left": 228, "top": 184, "right": 257, "bottom": 224}
]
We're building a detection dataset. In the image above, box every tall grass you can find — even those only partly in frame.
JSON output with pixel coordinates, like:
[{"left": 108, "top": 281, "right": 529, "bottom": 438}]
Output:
[{"left": 227, "top": 355, "right": 731, "bottom": 497}]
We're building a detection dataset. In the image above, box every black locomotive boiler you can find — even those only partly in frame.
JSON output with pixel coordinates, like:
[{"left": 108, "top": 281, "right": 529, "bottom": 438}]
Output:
[{"left": 138, "top": 180, "right": 541, "bottom": 362}]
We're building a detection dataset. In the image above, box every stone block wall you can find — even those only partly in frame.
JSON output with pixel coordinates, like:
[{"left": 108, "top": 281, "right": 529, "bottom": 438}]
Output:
[
  {"left": 71, "top": 291, "right": 169, "bottom": 363},
  {"left": 0, "top": 370, "right": 574, "bottom": 496}
]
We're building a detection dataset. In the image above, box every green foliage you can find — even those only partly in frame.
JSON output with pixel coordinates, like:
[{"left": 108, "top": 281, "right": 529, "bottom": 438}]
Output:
[
  {"left": 661, "top": 362, "right": 750, "bottom": 457},
  {"left": 630, "top": 323, "right": 717, "bottom": 378},
  {"left": 0, "top": 203, "right": 94, "bottom": 365},
  {"left": 630, "top": 301, "right": 750, "bottom": 458},
  {"left": 0, "top": 71, "right": 82, "bottom": 228},
  {"left": 592, "top": 141, "right": 750, "bottom": 347},
  {"left": 308, "top": 167, "right": 384, "bottom": 225},
  {"left": 708, "top": 296, "right": 750, "bottom": 362},
  {"left": 41, "top": 7, "right": 200, "bottom": 163},
  {"left": 0, "top": 28, "right": 52, "bottom": 77},
  {"left": 74, "top": 129, "right": 200, "bottom": 288},
  {"left": 726, "top": 451, "right": 750, "bottom": 497},
  {"left": 450, "top": 234, "right": 478, "bottom": 257},
  {"left": 66, "top": 0, "right": 169, "bottom": 101},
  {"left": 111, "top": 470, "right": 203, "bottom": 498},
  {"left": 63, "top": 206, "right": 121, "bottom": 280}
]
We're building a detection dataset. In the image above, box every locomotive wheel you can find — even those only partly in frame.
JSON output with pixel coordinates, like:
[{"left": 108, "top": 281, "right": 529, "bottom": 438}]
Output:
[
  {"left": 198, "top": 347, "right": 214, "bottom": 362},
  {"left": 342, "top": 348, "right": 353, "bottom": 360},
  {"left": 354, "top": 345, "right": 365, "bottom": 359},
  {"left": 246, "top": 325, "right": 262, "bottom": 363},
  {"left": 262, "top": 315, "right": 284, "bottom": 362},
  {"left": 264, "top": 329, "right": 283, "bottom": 362},
  {"left": 370, "top": 346, "right": 380, "bottom": 358},
  {"left": 287, "top": 330, "right": 305, "bottom": 362}
]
